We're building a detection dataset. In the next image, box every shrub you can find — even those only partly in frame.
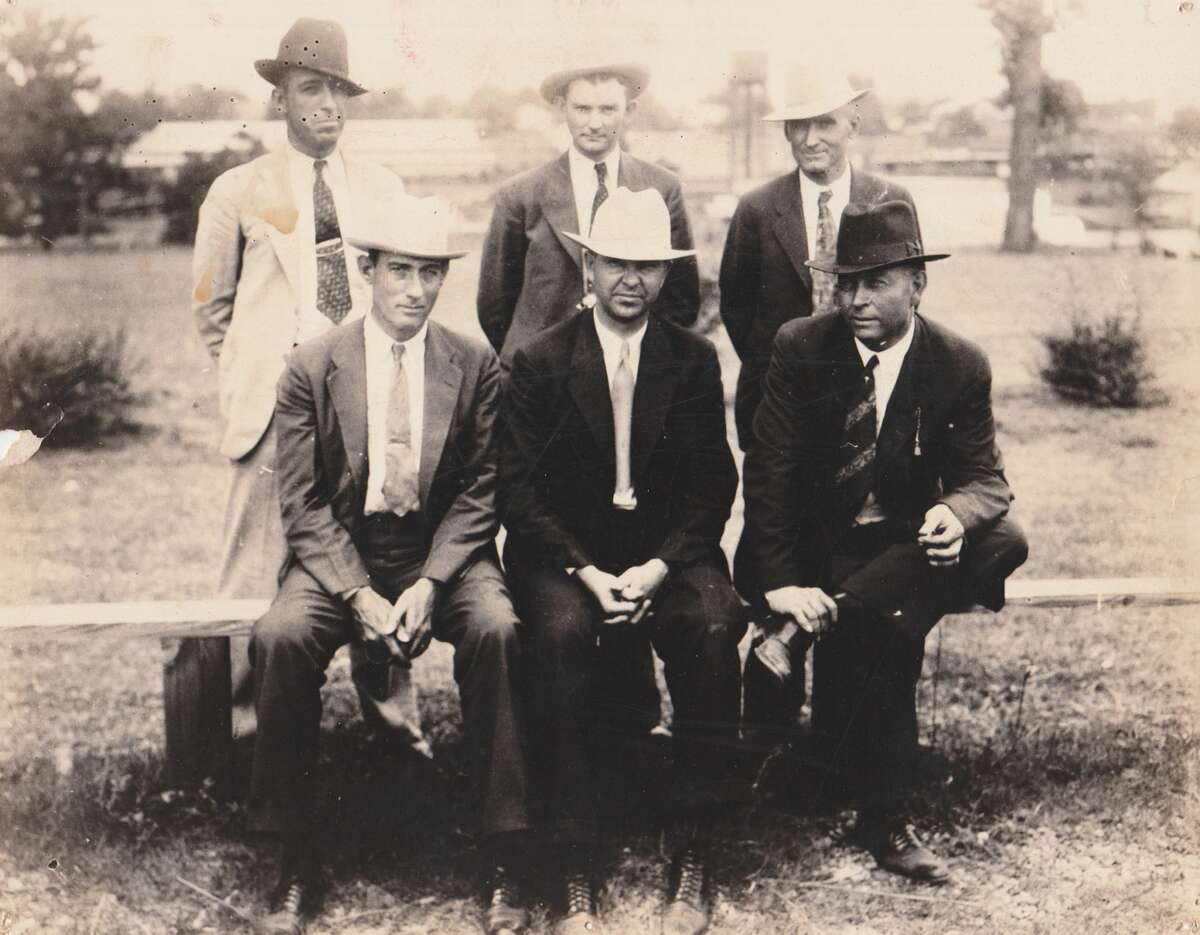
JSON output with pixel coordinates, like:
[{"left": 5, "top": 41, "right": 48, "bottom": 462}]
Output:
[
  {"left": 1040, "top": 313, "right": 1162, "bottom": 408},
  {"left": 0, "top": 323, "right": 148, "bottom": 447}
]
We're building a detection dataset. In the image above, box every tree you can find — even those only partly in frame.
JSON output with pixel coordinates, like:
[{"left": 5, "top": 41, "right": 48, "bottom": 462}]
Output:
[
  {"left": 1102, "top": 142, "right": 1160, "bottom": 238},
  {"left": 0, "top": 10, "right": 127, "bottom": 246},
  {"left": 168, "top": 82, "right": 248, "bottom": 120},
  {"left": 161, "top": 138, "right": 267, "bottom": 245},
  {"left": 1167, "top": 106, "right": 1200, "bottom": 156},
  {"left": 934, "top": 105, "right": 988, "bottom": 142},
  {"left": 348, "top": 85, "right": 418, "bottom": 119}
]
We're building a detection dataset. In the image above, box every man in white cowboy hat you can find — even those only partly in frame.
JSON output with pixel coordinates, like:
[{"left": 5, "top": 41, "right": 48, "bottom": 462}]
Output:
[
  {"left": 190, "top": 18, "right": 420, "bottom": 753},
  {"left": 499, "top": 187, "right": 747, "bottom": 935},
  {"left": 718, "top": 68, "right": 917, "bottom": 450},
  {"left": 247, "top": 186, "right": 533, "bottom": 934},
  {"left": 477, "top": 59, "right": 700, "bottom": 370},
  {"left": 737, "top": 200, "right": 1028, "bottom": 885}
]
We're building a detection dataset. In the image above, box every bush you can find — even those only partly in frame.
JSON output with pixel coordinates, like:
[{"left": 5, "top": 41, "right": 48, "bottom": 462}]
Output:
[
  {"left": 0, "top": 323, "right": 148, "bottom": 447},
  {"left": 1040, "top": 313, "right": 1162, "bottom": 408}
]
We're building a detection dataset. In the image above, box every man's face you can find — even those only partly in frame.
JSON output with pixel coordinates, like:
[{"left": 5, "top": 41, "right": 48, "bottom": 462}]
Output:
[
  {"left": 836, "top": 265, "right": 925, "bottom": 350},
  {"left": 358, "top": 251, "right": 448, "bottom": 341},
  {"left": 273, "top": 67, "right": 349, "bottom": 158},
  {"left": 785, "top": 104, "right": 859, "bottom": 181},
  {"left": 588, "top": 253, "right": 670, "bottom": 326},
  {"left": 559, "top": 77, "right": 634, "bottom": 160}
]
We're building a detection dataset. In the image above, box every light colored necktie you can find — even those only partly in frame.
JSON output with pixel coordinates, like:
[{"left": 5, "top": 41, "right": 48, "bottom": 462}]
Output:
[
  {"left": 382, "top": 343, "right": 420, "bottom": 516},
  {"left": 314, "top": 159, "right": 352, "bottom": 323},
  {"left": 812, "top": 188, "right": 837, "bottom": 315},
  {"left": 611, "top": 340, "right": 637, "bottom": 510}
]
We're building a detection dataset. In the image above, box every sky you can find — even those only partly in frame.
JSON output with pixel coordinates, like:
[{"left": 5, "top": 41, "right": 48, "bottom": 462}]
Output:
[{"left": 18, "top": 0, "right": 1200, "bottom": 118}]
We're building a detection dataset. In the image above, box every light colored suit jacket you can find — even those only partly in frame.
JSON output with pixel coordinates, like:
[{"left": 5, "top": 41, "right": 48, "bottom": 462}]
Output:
[{"left": 192, "top": 149, "right": 402, "bottom": 460}]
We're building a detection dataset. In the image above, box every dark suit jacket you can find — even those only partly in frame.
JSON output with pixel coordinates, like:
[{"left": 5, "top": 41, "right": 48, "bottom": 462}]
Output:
[
  {"left": 735, "top": 313, "right": 1013, "bottom": 599},
  {"left": 274, "top": 317, "right": 501, "bottom": 597},
  {"left": 477, "top": 151, "right": 700, "bottom": 367},
  {"left": 499, "top": 310, "right": 736, "bottom": 574},
  {"left": 718, "top": 169, "right": 915, "bottom": 447}
]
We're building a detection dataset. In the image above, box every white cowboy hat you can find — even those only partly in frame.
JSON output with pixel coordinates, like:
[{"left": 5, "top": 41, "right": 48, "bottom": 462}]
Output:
[
  {"left": 539, "top": 62, "right": 651, "bottom": 104},
  {"left": 345, "top": 189, "right": 468, "bottom": 261},
  {"left": 563, "top": 187, "right": 696, "bottom": 262},
  {"left": 762, "top": 69, "right": 869, "bottom": 122}
]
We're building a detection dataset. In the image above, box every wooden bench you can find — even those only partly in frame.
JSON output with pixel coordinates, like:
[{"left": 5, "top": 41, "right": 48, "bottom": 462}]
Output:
[{"left": 2, "top": 577, "right": 1197, "bottom": 794}]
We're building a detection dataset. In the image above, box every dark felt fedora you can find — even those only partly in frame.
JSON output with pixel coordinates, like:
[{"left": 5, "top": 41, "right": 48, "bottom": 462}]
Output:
[
  {"left": 255, "top": 18, "right": 367, "bottom": 97},
  {"left": 806, "top": 200, "right": 949, "bottom": 276}
]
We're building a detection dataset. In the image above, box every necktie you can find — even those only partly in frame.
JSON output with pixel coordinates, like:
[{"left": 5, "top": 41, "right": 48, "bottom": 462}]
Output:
[
  {"left": 611, "top": 340, "right": 636, "bottom": 510},
  {"left": 590, "top": 161, "right": 609, "bottom": 233},
  {"left": 314, "top": 159, "right": 352, "bottom": 323},
  {"left": 382, "top": 343, "right": 420, "bottom": 516},
  {"left": 835, "top": 354, "right": 878, "bottom": 517},
  {"left": 812, "top": 188, "right": 837, "bottom": 315}
]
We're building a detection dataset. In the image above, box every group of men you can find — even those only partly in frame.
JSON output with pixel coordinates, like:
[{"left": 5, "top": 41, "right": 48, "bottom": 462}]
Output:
[{"left": 191, "top": 18, "right": 1028, "bottom": 935}]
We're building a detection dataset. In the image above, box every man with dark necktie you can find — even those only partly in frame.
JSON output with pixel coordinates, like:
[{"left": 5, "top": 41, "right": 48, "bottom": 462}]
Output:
[{"left": 500, "top": 187, "right": 746, "bottom": 935}]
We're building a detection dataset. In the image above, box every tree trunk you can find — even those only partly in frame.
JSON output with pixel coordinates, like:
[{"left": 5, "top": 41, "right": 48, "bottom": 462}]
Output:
[{"left": 1002, "top": 25, "right": 1043, "bottom": 252}]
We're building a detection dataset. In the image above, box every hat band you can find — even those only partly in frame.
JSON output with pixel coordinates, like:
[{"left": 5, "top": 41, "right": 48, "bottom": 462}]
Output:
[{"left": 842, "top": 240, "right": 924, "bottom": 266}]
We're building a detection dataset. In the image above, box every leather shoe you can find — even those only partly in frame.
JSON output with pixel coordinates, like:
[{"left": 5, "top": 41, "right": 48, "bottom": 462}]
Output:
[
  {"left": 661, "top": 847, "right": 710, "bottom": 935},
  {"left": 869, "top": 819, "right": 951, "bottom": 884},
  {"left": 554, "top": 871, "right": 600, "bottom": 935},
  {"left": 483, "top": 864, "right": 528, "bottom": 935},
  {"left": 260, "top": 872, "right": 309, "bottom": 934}
]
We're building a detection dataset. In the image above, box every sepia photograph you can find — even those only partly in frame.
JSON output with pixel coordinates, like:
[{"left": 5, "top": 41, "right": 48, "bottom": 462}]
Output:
[{"left": 0, "top": 0, "right": 1197, "bottom": 932}]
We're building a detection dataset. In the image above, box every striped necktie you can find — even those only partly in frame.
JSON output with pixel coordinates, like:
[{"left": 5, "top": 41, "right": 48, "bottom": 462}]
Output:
[
  {"left": 835, "top": 354, "right": 878, "bottom": 516},
  {"left": 314, "top": 159, "right": 352, "bottom": 323},
  {"left": 811, "top": 188, "right": 837, "bottom": 315}
]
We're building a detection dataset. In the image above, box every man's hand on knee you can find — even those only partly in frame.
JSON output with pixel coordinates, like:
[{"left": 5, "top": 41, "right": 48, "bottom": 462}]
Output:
[
  {"left": 575, "top": 566, "right": 639, "bottom": 626},
  {"left": 764, "top": 585, "right": 838, "bottom": 638},
  {"left": 917, "top": 504, "right": 965, "bottom": 567},
  {"left": 389, "top": 577, "right": 439, "bottom": 660},
  {"left": 348, "top": 586, "right": 405, "bottom": 662},
  {"left": 613, "top": 558, "right": 669, "bottom": 625}
]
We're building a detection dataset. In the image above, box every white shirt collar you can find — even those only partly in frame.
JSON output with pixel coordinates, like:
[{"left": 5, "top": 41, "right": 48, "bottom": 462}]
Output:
[
  {"left": 568, "top": 144, "right": 621, "bottom": 186},
  {"left": 798, "top": 161, "right": 852, "bottom": 205},
  {"left": 592, "top": 311, "right": 647, "bottom": 388},
  {"left": 365, "top": 311, "right": 429, "bottom": 357},
  {"left": 854, "top": 314, "right": 915, "bottom": 369},
  {"left": 285, "top": 139, "right": 345, "bottom": 173}
]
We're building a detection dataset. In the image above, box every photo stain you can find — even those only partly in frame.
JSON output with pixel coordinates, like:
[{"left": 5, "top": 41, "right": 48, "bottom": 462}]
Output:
[
  {"left": 260, "top": 206, "right": 298, "bottom": 235},
  {"left": 193, "top": 264, "right": 214, "bottom": 303}
]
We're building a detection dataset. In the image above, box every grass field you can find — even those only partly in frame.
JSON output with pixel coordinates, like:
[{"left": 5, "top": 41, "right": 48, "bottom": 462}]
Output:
[{"left": 1, "top": 244, "right": 1198, "bottom": 934}]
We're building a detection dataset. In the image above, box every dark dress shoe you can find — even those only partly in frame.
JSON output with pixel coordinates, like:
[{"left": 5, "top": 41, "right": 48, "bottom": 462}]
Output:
[
  {"left": 260, "top": 873, "right": 309, "bottom": 934},
  {"left": 484, "top": 864, "right": 528, "bottom": 935},
  {"left": 661, "top": 847, "right": 710, "bottom": 935},
  {"left": 554, "top": 871, "right": 600, "bottom": 935},
  {"left": 871, "top": 821, "right": 951, "bottom": 884}
]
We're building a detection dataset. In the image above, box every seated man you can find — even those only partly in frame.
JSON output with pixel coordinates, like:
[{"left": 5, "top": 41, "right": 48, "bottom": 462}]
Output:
[
  {"left": 248, "top": 190, "right": 530, "bottom": 935},
  {"left": 737, "top": 201, "right": 1028, "bottom": 884},
  {"left": 499, "top": 187, "right": 747, "bottom": 935}
]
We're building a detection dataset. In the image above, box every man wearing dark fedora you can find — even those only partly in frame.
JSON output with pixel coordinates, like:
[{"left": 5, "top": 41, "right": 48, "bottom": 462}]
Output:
[
  {"left": 736, "top": 200, "right": 1028, "bottom": 883},
  {"left": 190, "top": 19, "right": 422, "bottom": 751},
  {"left": 477, "top": 60, "right": 700, "bottom": 370},
  {"left": 248, "top": 186, "right": 532, "bottom": 934},
  {"left": 500, "top": 188, "right": 746, "bottom": 935},
  {"left": 718, "top": 70, "right": 917, "bottom": 450}
]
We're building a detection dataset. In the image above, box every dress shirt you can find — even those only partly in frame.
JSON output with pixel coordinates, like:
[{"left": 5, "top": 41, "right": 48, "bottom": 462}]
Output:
[
  {"left": 798, "top": 163, "right": 852, "bottom": 261},
  {"left": 286, "top": 142, "right": 359, "bottom": 345},
  {"left": 593, "top": 310, "right": 647, "bottom": 390},
  {"left": 568, "top": 145, "right": 622, "bottom": 236},
  {"left": 363, "top": 314, "right": 428, "bottom": 516},
  {"left": 852, "top": 317, "right": 915, "bottom": 525}
]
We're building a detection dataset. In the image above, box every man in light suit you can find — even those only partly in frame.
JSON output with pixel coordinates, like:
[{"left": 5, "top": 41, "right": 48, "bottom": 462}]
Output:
[
  {"left": 500, "top": 188, "right": 746, "bottom": 935},
  {"left": 737, "top": 201, "right": 1028, "bottom": 884},
  {"left": 719, "top": 72, "right": 917, "bottom": 449},
  {"left": 477, "top": 61, "right": 700, "bottom": 370},
  {"left": 190, "top": 18, "right": 417, "bottom": 744},
  {"left": 248, "top": 191, "right": 531, "bottom": 935}
]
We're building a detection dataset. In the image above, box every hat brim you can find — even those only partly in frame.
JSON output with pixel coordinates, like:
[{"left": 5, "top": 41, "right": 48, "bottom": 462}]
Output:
[
  {"left": 806, "top": 252, "right": 951, "bottom": 276},
  {"left": 540, "top": 64, "right": 650, "bottom": 104},
  {"left": 762, "top": 87, "right": 869, "bottom": 122},
  {"left": 345, "top": 236, "right": 468, "bottom": 260},
  {"left": 562, "top": 230, "right": 695, "bottom": 262},
  {"left": 255, "top": 59, "right": 368, "bottom": 96}
]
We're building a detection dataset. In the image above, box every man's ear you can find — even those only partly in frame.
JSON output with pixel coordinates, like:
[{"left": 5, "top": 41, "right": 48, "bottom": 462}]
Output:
[
  {"left": 270, "top": 85, "right": 285, "bottom": 116},
  {"left": 910, "top": 268, "right": 927, "bottom": 308},
  {"left": 625, "top": 97, "right": 639, "bottom": 118},
  {"left": 356, "top": 253, "right": 374, "bottom": 282}
]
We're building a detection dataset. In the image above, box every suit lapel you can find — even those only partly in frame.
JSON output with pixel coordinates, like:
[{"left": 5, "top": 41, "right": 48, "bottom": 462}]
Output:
[
  {"left": 630, "top": 317, "right": 679, "bottom": 483},
  {"left": 568, "top": 313, "right": 615, "bottom": 464},
  {"left": 419, "top": 323, "right": 464, "bottom": 509},
  {"left": 828, "top": 319, "right": 866, "bottom": 411},
  {"left": 542, "top": 153, "right": 584, "bottom": 270},
  {"left": 771, "top": 173, "right": 813, "bottom": 286},
  {"left": 253, "top": 151, "right": 304, "bottom": 302},
  {"left": 326, "top": 319, "right": 369, "bottom": 492},
  {"left": 875, "top": 318, "right": 926, "bottom": 472}
]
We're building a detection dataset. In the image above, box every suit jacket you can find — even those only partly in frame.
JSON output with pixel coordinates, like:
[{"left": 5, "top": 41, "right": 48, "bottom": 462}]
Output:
[
  {"left": 192, "top": 149, "right": 403, "bottom": 460},
  {"left": 477, "top": 152, "right": 700, "bottom": 367},
  {"left": 735, "top": 313, "right": 1013, "bottom": 599},
  {"left": 499, "top": 310, "right": 736, "bottom": 574},
  {"left": 274, "top": 318, "right": 501, "bottom": 598},
  {"left": 718, "top": 169, "right": 915, "bottom": 447}
]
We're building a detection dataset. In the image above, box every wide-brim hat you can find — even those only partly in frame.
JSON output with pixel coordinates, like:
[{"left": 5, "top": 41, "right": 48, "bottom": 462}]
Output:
[
  {"left": 255, "top": 18, "right": 368, "bottom": 97},
  {"left": 563, "top": 187, "right": 696, "bottom": 262},
  {"left": 762, "top": 71, "right": 869, "bottom": 122},
  {"left": 345, "top": 189, "right": 468, "bottom": 261},
  {"left": 806, "top": 201, "right": 949, "bottom": 276},
  {"left": 540, "top": 62, "right": 651, "bottom": 104}
]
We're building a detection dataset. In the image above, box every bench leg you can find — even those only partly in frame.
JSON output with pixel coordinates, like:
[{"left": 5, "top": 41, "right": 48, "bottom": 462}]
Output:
[{"left": 163, "top": 636, "right": 233, "bottom": 798}]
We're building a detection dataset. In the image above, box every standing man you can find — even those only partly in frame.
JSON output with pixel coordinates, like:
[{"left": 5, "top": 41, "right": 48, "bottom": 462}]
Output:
[
  {"left": 719, "top": 72, "right": 916, "bottom": 448},
  {"left": 737, "top": 201, "right": 1028, "bottom": 884},
  {"left": 500, "top": 188, "right": 746, "bottom": 935},
  {"left": 248, "top": 191, "right": 531, "bottom": 935},
  {"left": 478, "top": 61, "right": 700, "bottom": 369},
  {"left": 191, "top": 18, "right": 418, "bottom": 743}
]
